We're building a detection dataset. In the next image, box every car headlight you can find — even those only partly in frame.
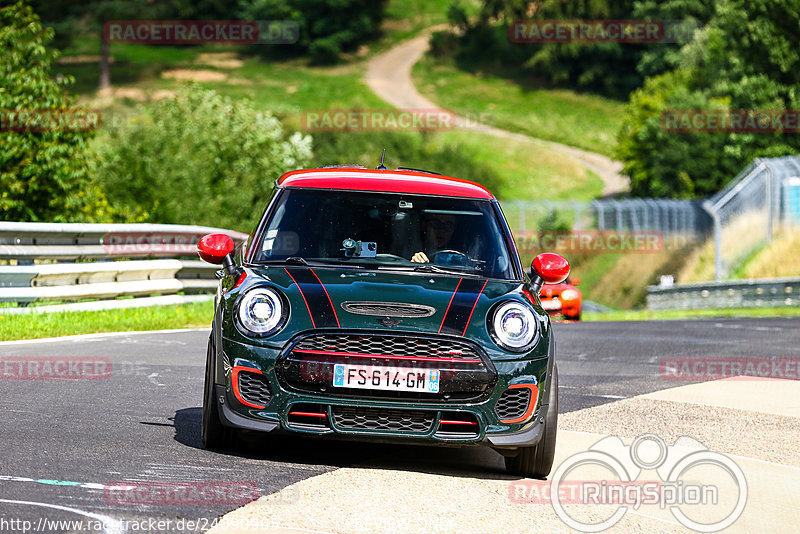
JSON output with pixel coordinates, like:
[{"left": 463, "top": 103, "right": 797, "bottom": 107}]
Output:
[
  {"left": 236, "top": 287, "right": 286, "bottom": 337},
  {"left": 561, "top": 289, "right": 580, "bottom": 301},
  {"left": 490, "top": 301, "right": 538, "bottom": 351}
]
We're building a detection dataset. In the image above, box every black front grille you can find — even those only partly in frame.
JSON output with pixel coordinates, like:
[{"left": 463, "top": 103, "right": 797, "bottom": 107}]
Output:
[
  {"left": 278, "top": 333, "right": 496, "bottom": 402},
  {"left": 496, "top": 387, "right": 531, "bottom": 421},
  {"left": 331, "top": 406, "right": 434, "bottom": 434},
  {"left": 238, "top": 372, "right": 272, "bottom": 407},
  {"left": 294, "top": 333, "right": 482, "bottom": 361}
]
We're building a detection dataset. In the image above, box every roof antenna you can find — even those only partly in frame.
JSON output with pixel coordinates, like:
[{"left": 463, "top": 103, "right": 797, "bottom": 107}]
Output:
[{"left": 376, "top": 148, "right": 388, "bottom": 170}]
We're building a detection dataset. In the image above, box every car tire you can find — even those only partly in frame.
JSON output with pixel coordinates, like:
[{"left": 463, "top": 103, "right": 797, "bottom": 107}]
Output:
[
  {"left": 504, "top": 364, "right": 558, "bottom": 479},
  {"left": 202, "top": 334, "right": 232, "bottom": 450}
]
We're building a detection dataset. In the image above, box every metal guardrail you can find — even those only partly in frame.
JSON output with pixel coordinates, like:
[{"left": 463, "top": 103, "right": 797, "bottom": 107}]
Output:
[
  {"left": 0, "top": 222, "right": 247, "bottom": 260},
  {"left": 0, "top": 222, "right": 247, "bottom": 310},
  {"left": 647, "top": 277, "right": 800, "bottom": 311}
]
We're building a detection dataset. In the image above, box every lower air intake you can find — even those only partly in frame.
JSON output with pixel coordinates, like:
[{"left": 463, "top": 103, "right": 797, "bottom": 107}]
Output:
[
  {"left": 331, "top": 406, "right": 434, "bottom": 434},
  {"left": 495, "top": 387, "right": 532, "bottom": 421},
  {"left": 238, "top": 371, "right": 272, "bottom": 407}
]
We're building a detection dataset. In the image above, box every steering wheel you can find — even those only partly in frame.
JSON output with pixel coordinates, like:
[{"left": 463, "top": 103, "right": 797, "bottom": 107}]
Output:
[{"left": 431, "top": 249, "right": 470, "bottom": 265}]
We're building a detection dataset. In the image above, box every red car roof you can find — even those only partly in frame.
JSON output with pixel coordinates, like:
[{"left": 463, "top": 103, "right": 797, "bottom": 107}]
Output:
[{"left": 277, "top": 168, "right": 495, "bottom": 200}]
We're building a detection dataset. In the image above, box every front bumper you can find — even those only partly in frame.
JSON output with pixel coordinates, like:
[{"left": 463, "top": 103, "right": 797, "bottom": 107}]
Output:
[{"left": 215, "top": 332, "right": 554, "bottom": 449}]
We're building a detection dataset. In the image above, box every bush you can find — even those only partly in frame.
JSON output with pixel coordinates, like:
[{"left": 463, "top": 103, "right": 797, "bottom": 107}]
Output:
[
  {"left": 0, "top": 1, "right": 110, "bottom": 222},
  {"left": 93, "top": 86, "right": 312, "bottom": 231}
]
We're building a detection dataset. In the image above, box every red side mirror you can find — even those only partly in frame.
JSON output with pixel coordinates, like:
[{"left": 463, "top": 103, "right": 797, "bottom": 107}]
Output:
[
  {"left": 532, "top": 253, "right": 570, "bottom": 284},
  {"left": 197, "top": 233, "right": 235, "bottom": 265}
]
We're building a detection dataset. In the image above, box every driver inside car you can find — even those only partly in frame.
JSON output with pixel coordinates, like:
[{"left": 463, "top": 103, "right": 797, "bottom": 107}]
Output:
[{"left": 410, "top": 212, "right": 457, "bottom": 263}]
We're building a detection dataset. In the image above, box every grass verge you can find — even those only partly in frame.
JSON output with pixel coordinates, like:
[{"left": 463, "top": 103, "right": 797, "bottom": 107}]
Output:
[
  {"left": 0, "top": 301, "right": 213, "bottom": 341},
  {"left": 583, "top": 306, "right": 800, "bottom": 322},
  {"left": 412, "top": 53, "right": 625, "bottom": 157}
]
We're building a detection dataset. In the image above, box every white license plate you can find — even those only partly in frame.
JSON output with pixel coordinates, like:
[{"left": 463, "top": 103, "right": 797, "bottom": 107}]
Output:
[
  {"left": 332, "top": 364, "right": 440, "bottom": 393},
  {"left": 541, "top": 298, "right": 561, "bottom": 311}
]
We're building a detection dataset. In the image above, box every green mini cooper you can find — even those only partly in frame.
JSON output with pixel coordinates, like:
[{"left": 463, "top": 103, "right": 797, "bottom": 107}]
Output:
[{"left": 197, "top": 165, "right": 570, "bottom": 478}]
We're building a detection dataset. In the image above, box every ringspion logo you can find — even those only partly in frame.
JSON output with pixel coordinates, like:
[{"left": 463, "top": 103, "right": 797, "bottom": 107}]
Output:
[{"left": 545, "top": 434, "right": 747, "bottom": 532}]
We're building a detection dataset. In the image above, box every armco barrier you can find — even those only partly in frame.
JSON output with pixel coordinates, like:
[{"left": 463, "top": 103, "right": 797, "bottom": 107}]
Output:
[
  {"left": 0, "top": 222, "right": 247, "bottom": 311},
  {"left": 646, "top": 277, "right": 800, "bottom": 310}
]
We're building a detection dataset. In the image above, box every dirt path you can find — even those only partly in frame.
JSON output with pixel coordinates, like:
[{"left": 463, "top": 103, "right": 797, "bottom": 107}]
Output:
[{"left": 365, "top": 32, "right": 629, "bottom": 197}]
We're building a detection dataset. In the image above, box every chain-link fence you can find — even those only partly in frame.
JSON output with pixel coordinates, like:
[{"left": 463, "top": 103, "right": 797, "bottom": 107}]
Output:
[
  {"left": 501, "top": 155, "right": 800, "bottom": 280},
  {"left": 500, "top": 199, "right": 708, "bottom": 235},
  {"left": 704, "top": 156, "right": 800, "bottom": 279}
]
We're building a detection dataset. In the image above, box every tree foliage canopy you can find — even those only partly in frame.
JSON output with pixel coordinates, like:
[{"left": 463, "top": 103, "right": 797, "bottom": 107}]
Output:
[
  {"left": 238, "top": 0, "right": 388, "bottom": 63},
  {"left": 617, "top": 0, "right": 800, "bottom": 197},
  {"left": 0, "top": 1, "right": 109, "bottom": 222}
]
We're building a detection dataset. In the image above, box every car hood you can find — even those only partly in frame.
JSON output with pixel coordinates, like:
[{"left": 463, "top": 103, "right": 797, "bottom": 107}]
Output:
[{"left": 247, "top": 265, "right": 524, "bottom": 337}]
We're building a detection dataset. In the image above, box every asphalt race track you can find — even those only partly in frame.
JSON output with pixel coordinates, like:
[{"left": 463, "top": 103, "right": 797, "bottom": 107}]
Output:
[{"left": 0, "top": 319, "right": 798, "bottom": 533}]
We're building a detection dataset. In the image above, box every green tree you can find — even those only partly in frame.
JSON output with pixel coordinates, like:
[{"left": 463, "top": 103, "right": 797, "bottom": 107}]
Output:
[
  {"left": 30, "top": 0, "right": 231, "bottom": 89},
  {"left": 616, "top": 0, "right": 800, "bottom": 198},
  {"left": 0, "top": 1, "right": 109, "bottom": 222},
  {"left": 239, "top": 0, "right": 388, "bottom": 63},
  {"left": 94, "top": 85, "right": 313, "bottom": 230}
]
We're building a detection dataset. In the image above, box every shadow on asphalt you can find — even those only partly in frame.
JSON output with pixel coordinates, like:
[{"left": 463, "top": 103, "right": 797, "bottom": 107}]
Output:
[{"left": 170, "top": 407, "right": 519, "bottom": 482}]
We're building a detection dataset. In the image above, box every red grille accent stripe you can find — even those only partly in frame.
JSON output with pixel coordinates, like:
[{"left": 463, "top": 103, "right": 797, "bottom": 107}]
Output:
[
  {"left": 292, "top": 348, "right": 481, "bottom": 364},
  {"left": 439, "top": 420, "right": 478, "bottom": 426}
]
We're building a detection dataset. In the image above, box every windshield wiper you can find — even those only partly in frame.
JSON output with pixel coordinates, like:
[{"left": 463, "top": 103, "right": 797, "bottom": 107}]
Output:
[
  {"left": 258, "top": 257, "right": 310, "bottom": 266},
  {"left": 259, "top": 257, "right": 365, "bottom": 269},
  {"left": 412, "top": 264, "right": 480, "bottom": 276}
]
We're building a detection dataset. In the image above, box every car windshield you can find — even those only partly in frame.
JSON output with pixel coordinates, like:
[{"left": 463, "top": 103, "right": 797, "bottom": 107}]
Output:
[{"left": 252, "top": 189, "right": 517, "bottom": 279}]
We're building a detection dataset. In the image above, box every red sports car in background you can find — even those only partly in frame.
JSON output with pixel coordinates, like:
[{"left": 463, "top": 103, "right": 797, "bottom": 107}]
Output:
[{"left": 538, "top": 277, "right": 582, "bottom": 320}]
